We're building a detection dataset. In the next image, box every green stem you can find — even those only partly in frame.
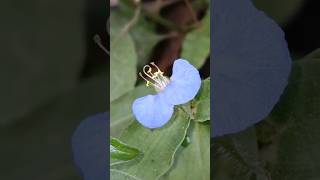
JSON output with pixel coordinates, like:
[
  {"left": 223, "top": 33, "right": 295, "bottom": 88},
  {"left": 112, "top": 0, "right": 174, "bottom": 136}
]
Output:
[{"left": 178, "top": 103, "right": 195, "bottom": 120}]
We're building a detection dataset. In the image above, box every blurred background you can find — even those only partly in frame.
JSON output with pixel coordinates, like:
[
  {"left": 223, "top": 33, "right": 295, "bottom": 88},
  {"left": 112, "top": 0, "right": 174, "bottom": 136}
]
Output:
[
  {"left": 0, "top": 0, "right": 107, "bottom": 179},
  {"left": 0, "top": 0, "right": 319, "bottom": 179},
  {"left": 253, "top": 0, "right": 320, "bottom": 58},
  {"left": 213, "top": 0, "right": 320, "bottom": 180}
]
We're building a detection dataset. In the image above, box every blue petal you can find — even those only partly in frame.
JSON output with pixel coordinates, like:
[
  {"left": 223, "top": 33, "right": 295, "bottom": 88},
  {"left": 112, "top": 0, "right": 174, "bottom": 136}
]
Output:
[
  {"left": 71, "top": 113, "right": 108, "bottom": 180},
  {"left": 212, "top": 0, "right": 292, "bottom": 137},
  {"left": 160, "top": 59, "right": 201, "bottom": 105},
  {"left": 132, "top": 94, "right": 174, "bottom": 128}
]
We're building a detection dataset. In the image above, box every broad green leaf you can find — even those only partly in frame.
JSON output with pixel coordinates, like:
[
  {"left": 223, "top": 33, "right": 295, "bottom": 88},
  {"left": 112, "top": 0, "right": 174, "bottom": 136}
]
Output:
[
  {"left": 111, "top": 5, "right": 165, "bottom": 67},
  {"left": 110, "top": 137, "right": 141, "bottom": 163},
  {"left": 114, "top": 110, "right": 191, "bottom": 180},
  {"left": 111, "top": 85, "right": 154, "bottom": 137},
  {"left": 181, "top": 6, "right": 210, "bottom": 69},
  {"left": 111, "top": 169, "right": 140, "bottom": 180},
  {"left": 263, "top": 51, "right": 320, "bottom": 180},
  {"left": 161, "top": 122, "right": 210, "bottom": 180},
  {"left": 213, "top": 128, "right": 268, "bottom": 180},
  {"left": 194, "top": 78, "right": 210, "bottom": 122},
  {"left": 110, "top": 10, "right": 137, "bottom": 102},
  {"left": 0, "top": 75, "right": 106, "bottom": 180},
  {"left": 131, "top": 17, "right": 167, "bottom": 68},
  {"left": 0, "top": 0, "right": 86, "bottom": 125}
]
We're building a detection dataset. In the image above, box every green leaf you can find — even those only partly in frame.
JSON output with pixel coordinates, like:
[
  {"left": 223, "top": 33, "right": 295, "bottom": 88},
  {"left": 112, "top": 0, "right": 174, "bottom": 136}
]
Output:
[
  {"left": 181, "top": 6, "right": 210, "bottom": 69},
  {"left": 213, "top": 128, "right": 268, "bottom": 180},
  {"left": 110, "top": 137, "right": 141, "bottom": 163},
  {"left": 161, "top": 122, "right": 210, "bottom": 180},
  {"left": 111, "top": 169, "right": 140, "bottom": 180},
  {"left": 111, "top": 5, "right": 166, "bottom": 68},
  {"left": 0, "top": 0, "right": 86, "bottom": 125},
  {"left": 110, "top": 85, "right": 154, "bottom": 137},
  {"left": 263, "top": 50, "right": 320, "bottom": 179},
  {"left": 130, "top": 17, "right": 167, "bottom": 68},
  {"left": 110, "top": 10, "right": 137, "bottom": 102},
  {"left": 114, "top": 110, "right": 191, "bottom": 180},
  {"left": 194, "top": 78, "right": 210, "bottom": 122}
]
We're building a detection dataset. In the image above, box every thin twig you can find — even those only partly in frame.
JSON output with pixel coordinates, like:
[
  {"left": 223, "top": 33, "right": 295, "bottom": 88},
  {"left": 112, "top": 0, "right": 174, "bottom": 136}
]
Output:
[
  {"left": 183, "top": 0, "right": 199, "bottom": 25},
  {"left": 141, "top": 8, "right": 184, "bottom": 32},
  {"left": 124, "top": 0, "right": 184, "bottom": 32},
  {"left": 93, "top": 35, "right": 109, "bottom": 55},
  {"left": 112, "top": 5, "right": 142, "bottom": 45},
  {"left": 161, "top": 0, "right": 182, "bottom": 7}
]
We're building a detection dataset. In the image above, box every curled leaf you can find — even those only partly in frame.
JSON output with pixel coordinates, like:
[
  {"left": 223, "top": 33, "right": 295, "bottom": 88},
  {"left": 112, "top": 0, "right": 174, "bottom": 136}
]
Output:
[{"left": 110, "top": 137, "right": 141, "bottom": 161}]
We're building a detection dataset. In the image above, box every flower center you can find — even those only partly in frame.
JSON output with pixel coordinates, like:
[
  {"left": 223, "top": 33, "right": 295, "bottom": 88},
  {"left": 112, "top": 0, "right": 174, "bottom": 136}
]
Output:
[{"left": 139, "top": 62, "right": 170, "bottom": 92}]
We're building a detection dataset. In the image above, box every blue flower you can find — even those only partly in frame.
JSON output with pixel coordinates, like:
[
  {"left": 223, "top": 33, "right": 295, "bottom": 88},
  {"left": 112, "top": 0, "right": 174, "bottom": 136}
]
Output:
[
  {"left": 71, "top": 113, "right": 108, "bottom": 180},
  {"left": 211, "top": 0, "right": 292, "bottom": 137},
  {"left": 132, "top": 59, "right": 201, "bottom": 129}
]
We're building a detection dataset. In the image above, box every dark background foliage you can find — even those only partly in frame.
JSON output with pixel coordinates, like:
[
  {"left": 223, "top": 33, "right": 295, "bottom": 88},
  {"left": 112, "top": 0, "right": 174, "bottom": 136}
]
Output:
[{"left": 283, "top": 0, "right": 320, "bottom": 56}]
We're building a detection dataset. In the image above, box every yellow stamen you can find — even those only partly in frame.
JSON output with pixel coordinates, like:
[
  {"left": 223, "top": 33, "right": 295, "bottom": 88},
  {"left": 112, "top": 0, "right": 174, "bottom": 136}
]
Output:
[{"left": 139, "top": 62, "right": 170, "bottom": 92}]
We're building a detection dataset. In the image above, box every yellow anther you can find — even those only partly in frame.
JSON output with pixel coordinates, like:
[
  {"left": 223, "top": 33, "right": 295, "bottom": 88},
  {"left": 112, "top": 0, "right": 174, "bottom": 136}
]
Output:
[{"left": 139, "top": 62, "right": 170, "bottom": 92}]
